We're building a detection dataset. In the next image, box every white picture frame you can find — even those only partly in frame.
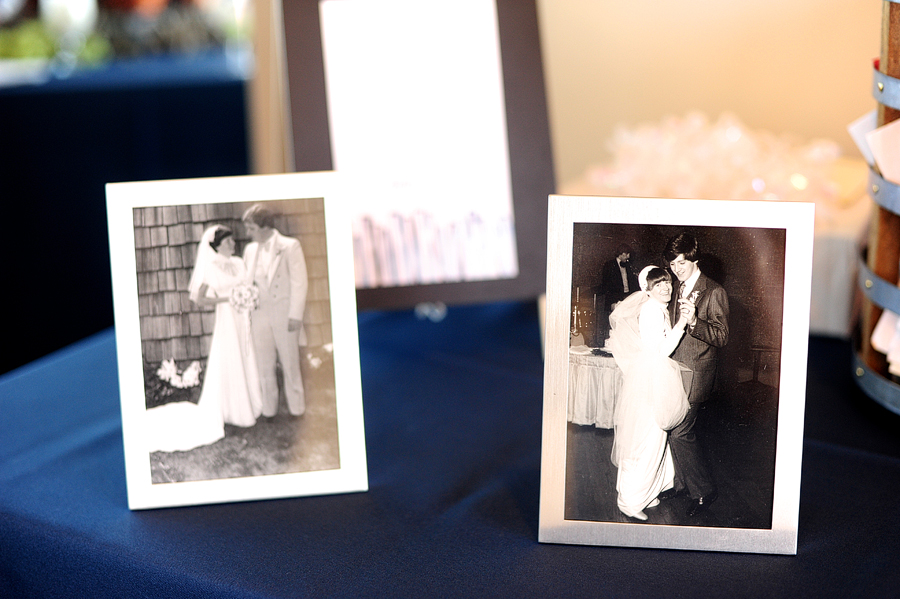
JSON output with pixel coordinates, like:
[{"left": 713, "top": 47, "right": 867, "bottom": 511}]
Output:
[
  {"left": 107, "top": 172, "right": 367, "bottom": 510},
  {"left": 539, "top": 195, "right": 814, "bottom": 554}
]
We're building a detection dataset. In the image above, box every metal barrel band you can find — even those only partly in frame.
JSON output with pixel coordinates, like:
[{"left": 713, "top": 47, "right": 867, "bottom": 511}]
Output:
[
  {"left": 868, "top": 168, "right": 900, "bottom": 215},
  {"left": 857, "top": 249, "right": 900, "bottom": 316},
  {"left": 873, "top": 68, "right": 900, "bottom": 112},
  {"left": 855, "top": 243, "right": 900, "bottom": 415},
  {"left": 852, "top": 349, "right": 900, "bottom": 417}
]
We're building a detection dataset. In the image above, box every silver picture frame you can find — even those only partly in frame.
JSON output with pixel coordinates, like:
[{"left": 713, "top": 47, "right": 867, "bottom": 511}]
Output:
[{"left": 539, "top": 195, "right": 814, "bottom": 554}]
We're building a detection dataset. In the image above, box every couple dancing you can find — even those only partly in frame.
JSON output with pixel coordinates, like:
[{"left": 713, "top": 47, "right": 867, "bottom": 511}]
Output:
[
  {"left": 146, "top": 205, "right": 309, "bottom": 453},
  {"left": 607, "top": 233, "right": 728, "bottom": 521}
]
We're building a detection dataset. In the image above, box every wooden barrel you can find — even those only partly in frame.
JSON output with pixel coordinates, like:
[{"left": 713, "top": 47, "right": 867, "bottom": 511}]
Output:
[{"left": 855, "top": 1, "right": 900, "bottom": 415}]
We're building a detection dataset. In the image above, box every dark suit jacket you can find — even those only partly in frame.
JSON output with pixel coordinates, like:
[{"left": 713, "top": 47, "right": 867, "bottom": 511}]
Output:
[
  {"left": 669, "top": 272, "right": 729, "bottom": 404},
  {"left": 600, "top": 258, "right": 639, "bottom": 309}
]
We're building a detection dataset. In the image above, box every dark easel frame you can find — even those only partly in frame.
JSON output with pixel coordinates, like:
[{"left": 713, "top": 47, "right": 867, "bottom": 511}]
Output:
[{"left": 281, "top": 0, "right": 556, "bottom": 309}]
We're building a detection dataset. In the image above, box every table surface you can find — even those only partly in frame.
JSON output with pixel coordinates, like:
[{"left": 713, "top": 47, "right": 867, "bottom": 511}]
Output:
[
  {"left": 3, "top": 300, "right": 900, "bottom": 598},
  {"left": 0, "top": 49, "right": 251, "bottom": 94}
]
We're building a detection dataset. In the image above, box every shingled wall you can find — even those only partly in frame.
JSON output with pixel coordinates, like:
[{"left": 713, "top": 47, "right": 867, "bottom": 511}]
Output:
[{"left": 133, "top": 198, "right": 331, "bottom": 368}]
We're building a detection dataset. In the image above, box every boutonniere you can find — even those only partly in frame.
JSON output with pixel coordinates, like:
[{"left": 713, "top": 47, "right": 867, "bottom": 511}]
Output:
[{"left": 689, "top": 290, "right": 701, "bottom": 304}]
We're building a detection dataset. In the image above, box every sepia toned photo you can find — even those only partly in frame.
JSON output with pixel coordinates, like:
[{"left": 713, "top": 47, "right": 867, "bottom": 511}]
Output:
[
  {"left": 540, "top": 195, "right": 814, "bottom": 554},
  {"left": 108, "top": 173, "right": 367, "bottom": 509},
  {"left": 137, "top": 198, "right": 337, "bottom": 484},
  {"left": 565, "top": 223, "right": 785, "bottom": 527}
]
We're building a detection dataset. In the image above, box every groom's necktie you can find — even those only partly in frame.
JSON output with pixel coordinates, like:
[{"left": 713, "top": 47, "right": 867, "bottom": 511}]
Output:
[{"left": 255, "top": 241, "right": 273, "bottom": 286}]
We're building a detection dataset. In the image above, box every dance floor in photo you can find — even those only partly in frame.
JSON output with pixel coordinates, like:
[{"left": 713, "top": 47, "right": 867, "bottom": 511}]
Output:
[
  {"left": 564, "top": 380, "right": 778, "bottom": 528},
  {"left": 150, "top": 352, "right": 340, "bottom": 484}
]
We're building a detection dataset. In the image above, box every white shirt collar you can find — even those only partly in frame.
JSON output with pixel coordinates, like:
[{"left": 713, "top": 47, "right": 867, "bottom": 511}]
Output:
[
  {"left": 681, "top": 268, "right": 701, "bottom": 296},
  {"left": 260, "top": 231, "right": 276, "bottom": 253}
]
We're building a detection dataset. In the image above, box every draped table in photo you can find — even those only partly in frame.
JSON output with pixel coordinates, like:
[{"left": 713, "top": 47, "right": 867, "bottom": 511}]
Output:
[
  {"left": 567, "top": 346, "right": 621, "bottom": 429},
  {"left": 568, "top": 345, "right": 693, "bottom": 429}
]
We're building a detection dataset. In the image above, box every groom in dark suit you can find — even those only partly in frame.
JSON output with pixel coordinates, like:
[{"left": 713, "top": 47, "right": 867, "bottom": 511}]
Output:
[{"left": 660, "top": 233, "right": 729, "bottom": 517}]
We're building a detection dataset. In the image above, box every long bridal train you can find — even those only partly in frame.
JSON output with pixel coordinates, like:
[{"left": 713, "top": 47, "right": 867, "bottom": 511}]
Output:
[{"left": 145, "top": 225, "right": 263, "bottom": 453}]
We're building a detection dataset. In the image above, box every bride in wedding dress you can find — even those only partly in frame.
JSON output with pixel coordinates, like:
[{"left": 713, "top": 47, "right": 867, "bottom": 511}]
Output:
[
  {"left": 607, "top": 265, "right": 690, "bottom": 520},
  {"left": 146, "top": 225, "right": 263, "bottom": 453}
]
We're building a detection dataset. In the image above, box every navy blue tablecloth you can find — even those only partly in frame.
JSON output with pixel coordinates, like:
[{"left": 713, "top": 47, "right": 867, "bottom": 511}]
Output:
[{"left": 2, "top": 301, "right": 900, "bottom": 597}]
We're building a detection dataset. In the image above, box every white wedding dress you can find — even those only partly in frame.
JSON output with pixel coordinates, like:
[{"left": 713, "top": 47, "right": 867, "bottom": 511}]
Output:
[
  {"left": 146, "top": 234, "right": 263, "bottom": 453},
  {"left": 608, "top": 292, "right": 689, "bottom": 518}
]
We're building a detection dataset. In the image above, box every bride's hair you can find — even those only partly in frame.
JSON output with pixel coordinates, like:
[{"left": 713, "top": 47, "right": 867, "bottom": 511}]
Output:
[
  {"left": 209, "top": 226, "right": 234, "bottom": 252},
  {"left": 642, "top": 266, "right": 671, "bottom": 291}
]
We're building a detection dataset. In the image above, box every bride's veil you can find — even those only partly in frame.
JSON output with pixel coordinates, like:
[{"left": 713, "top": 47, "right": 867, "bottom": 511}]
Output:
[
  {"left": 188, "top": 226, "right": 223, "bottom": 304},
  {"left": 607, "top": 286, "right": 651, "bottom": 375},
  {"left": 608, "top": 266, "right": 689, "bottom": 466}
]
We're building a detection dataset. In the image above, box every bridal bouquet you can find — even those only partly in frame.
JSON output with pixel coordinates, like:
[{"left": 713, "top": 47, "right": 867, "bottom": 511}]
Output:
[{"left": 230, "top": 283, "right": 260, "bottom": 312}]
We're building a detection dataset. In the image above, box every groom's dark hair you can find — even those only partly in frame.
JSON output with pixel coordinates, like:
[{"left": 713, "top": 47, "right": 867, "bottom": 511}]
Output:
[
  {"left": 663, "top": 233, "right": 699, "bottom": 263},
  {"left": 242, "top": 204, "right": 276, "bottom": 229}
]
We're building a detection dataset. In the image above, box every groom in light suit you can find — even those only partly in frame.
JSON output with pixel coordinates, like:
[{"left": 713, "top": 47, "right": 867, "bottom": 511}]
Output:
[
  {"left": 661, "top": 232, "right": 729, "bottom": 517},
  {"left": 242, "top": 205, "right": 309, "bottom": 417}
]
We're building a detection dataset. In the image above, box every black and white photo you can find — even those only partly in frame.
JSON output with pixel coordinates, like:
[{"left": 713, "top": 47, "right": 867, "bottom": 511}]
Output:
[
  {"left": 540, "top": 195, "right": 813, "bottom": 554},
  {"left": 107, "top": 172, "right": 367, "bottom": 509}
]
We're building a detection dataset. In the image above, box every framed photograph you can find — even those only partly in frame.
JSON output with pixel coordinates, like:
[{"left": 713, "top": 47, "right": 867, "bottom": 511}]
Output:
[
  {"left": 539, "top": 195, "right": 814, "bottom": 554},
  {"left": 281, "top": 0, "right": 555, "bottom": 309},
  {"left": 106, "top": 172, "right": 367, "bottom": 510}
]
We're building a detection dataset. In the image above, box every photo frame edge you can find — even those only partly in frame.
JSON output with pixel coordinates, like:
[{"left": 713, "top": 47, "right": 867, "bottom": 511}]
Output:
[
  {"left": 105, "top": 172, "right": 368, "bottom": 510},
  {"left": 538, "top": 195, "right": 814, "bottom": 555}
]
